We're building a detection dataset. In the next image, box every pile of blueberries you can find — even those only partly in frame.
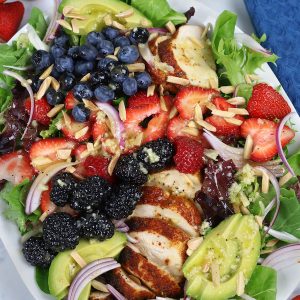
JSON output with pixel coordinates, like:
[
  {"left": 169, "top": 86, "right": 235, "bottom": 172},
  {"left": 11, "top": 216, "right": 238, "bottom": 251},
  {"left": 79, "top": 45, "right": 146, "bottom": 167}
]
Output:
[{"left": 30, "top": 26, "right": 152, "bottom": 123}]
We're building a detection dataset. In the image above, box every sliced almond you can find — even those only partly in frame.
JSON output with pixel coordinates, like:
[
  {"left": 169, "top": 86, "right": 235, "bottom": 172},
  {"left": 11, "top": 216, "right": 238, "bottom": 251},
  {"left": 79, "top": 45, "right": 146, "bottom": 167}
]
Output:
[
  {"left": 115, "top": 8, "right": 134, "bottom": 18},
  {"left": 103, "top": 14, "right": 113, "bottom": 26},
  {"left": 243, "top": 135, "right": 253, "bottom": 159},
  {"left": 182, "top": 127, "right": 199, "bottom": 137},
  {"left": 206, "top": 103, "right": 217, "bottom": 111},
  {"left": 188, "top": 120, "right": 198, "bottom": 128},
  {"left": 75, "top": 126, "right": 89, "bottom": 140},
  {"left": 114, "top": 47, "right": 120, "bottom": 56},
  {"left": 106, "top": 54, "right": 118, "bottom": 61},
  {"left": 187, "top": 237, "right": 203, "bottom": 251},
  {"left": 79, "top": 150, "right": 90, "bottom": 160},
  {"left": 266, "top": 239, "right": 279, "bottom": 248},
  {"left": 228, "top": 107, "right": 249, "bottom": 115},
  {"left": 71, "top": 19, "right": 80, "bottom": 34},
  {"left": 127, "top": 63, "right": 145, "bottom": 72},
  {"left": 51, "top": 76, "right": 60, "bottom": 91},
  {"left": 159, "top": 84, "right": 164, "bottom": 96},
  {"left": 167, "top": 76, "right": 190, "bottom": 86},
  {"left": 219, "top": 85, "right": 235, "bottom": 94},
  {"left": 91, "top": 280, "right": 109, "bottom": 293},
  {"left": 65, "top": 13, "right": 87, "bottom": 20},
  {"left": 62, "top": 111, "right": 72, "bottom": 128},
  {"left": 118, "top": 100, "right": 126, "bottom": 121},
  {"left": 112, "top": 20, "right": 126, "bottom": 30},
  {"left": 204, "top": 149, "right": 219, "bottom": 161},
  {"left": 155, "top": 36, "right": 171, "bottom": 46},
  {"left": 211, "top": 262, "right": 220, "bottom": 287},
  {"left": 196, "top": 119, "right": 217, "bottom": 132},
  {"left": 32, "top": 156, "right": 53, "bottom": 166},
  {"left": 262, "top": 171, "right": 270, "bottom": 193},
  {"left": 47, "top": 104, "right": 64, "bottom": 118},
  {"left": 80, "top": 73, "right": 91, "bottom": 82},
  {"left": 236, "top": 272, "right": 245, "bottom": 296},
  {"left": 160, "top": 96, "right": 168, "bottom": 112},
  {"left": 71, "top": 251, "right": 87, "bottom": 268},
  {"left": 87, "top": 143, "right": 94, "bottom": 152},
  {"left": 62, "top": 6, "right": 74, "bottom": 15},
  {"left": 83, "top": 99, "right": 100, "bottom": 112},
  {"left": 56, "top": 19, "right": 72, "bottom": 31},
  {"left": 169, "top": 106, "right": 178, "bottom": 119},
  {"left": 36, "top": 77, "right": 52, "bottom": 99},
  {"left": 56, "top": 149, "right": 72, "bottom": 160},
  {"left": 194, "top": 104, "right": 203, "bottom": 121},
  {"left": 39, "top": 65, "right": 54, "bottom": 80},
  {"left": 255, "top": 215, "right": 263, "bottom": 228},
  {"left": 149, "top": 32, "right": 159, "bottom": 42},
  {"left": 66, "top": 166, "right": 76, "bottom": 173},
  {"left": 227, "top": 97, "right": 246, "bottom": 106},
  {"left": 39, "top": 212, "right": 49, "bottom": 222},
  {"left": 147, "top": 84, "right": 156, "bottom": 97},
  {"left": 108, "top": 151, "right": 121, "bottom": 176},
  {"left": 165, "top": 21, "right": 176, "bottom": 34},
  {"left": 212, "top": 109, "right": 235, "bottom": 118},
  {"left": 224, "top": 117, "right": 243, "bottom": 126},
  {"left": 279, "top": 171, "right": 293, "bottom": 187}
]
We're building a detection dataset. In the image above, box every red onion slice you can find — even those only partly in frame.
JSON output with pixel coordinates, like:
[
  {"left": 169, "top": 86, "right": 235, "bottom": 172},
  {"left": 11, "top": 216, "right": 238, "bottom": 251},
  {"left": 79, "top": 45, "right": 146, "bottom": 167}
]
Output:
[
  {"left": 3, "top": 70, "right": 34, "bottom": 140},
  {"left": 148, "top": 28, "right": 169, "bottom": 34},
  {"left": 276, "top": 112, "right": 296, "bottom": 177},
  {"left": 25, "top": 162, "right": 78, "bottom": 214},
  {"left": 27, "top": 24, "right": 49, "bottom": 51},
  {"left": 3, "top": 65, "right": 32, "bottom": 71},
  {"left": 106, "top": 284, "right": 126, "bottom": 300},
  {"left": 266, "top": 228, "right": 300, "bottom": 244},
  {"left": 234, "top": 33, "right": 273, "bottom": 57},
  {"left": 113, "top": 219, "right": 130, "bottom": 233},
  {"left": 43, "top": 0, "right": 61, "bottom": 42},
  {"left": 95, "top": 102, "right": 125, "bottom": 149}
]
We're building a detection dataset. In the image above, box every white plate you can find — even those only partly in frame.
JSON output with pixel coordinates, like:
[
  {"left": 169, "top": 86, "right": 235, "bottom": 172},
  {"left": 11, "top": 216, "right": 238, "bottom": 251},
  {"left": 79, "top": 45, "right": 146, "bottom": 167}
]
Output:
[{"left": 0, "top": 1, "right": 300, "bottom": 299}]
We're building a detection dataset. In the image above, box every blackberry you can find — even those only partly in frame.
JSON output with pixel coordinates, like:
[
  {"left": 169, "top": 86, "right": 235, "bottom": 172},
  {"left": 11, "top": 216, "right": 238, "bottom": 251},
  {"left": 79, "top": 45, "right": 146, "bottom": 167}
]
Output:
[
  {"left": 50, "top": 173, "right": 77, "bottom": 207},
  {"left": 114, "top": 154, "right": 148, "bottom": 185},
  {"left": 104, "top": 184, "right": 142, "bottom": 219},
  {"left": 79, "top": 213, "right": 114, "bottom": 241},
  {"left": 70, "top": 176, "right": 112, "bottom": 213},
  {"left": 136, "top": 138, "right": 174, "bottom": 172},
  {"left": 22, "top": 237, "right": 55, "bottom": 268},
  {"left": 43, "top": 212, "right": 80, "bottom": 252}
]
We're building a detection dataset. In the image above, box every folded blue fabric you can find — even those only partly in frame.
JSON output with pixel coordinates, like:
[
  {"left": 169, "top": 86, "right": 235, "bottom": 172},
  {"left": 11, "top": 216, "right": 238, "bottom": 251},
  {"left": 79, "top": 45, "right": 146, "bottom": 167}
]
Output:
[{"left": 244, "top": 0, "right": 300, "bottom": 113}]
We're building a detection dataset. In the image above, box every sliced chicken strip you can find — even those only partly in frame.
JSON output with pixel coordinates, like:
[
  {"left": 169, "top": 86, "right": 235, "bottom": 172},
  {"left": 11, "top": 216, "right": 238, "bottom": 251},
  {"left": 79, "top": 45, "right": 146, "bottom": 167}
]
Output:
[
  {"left": 120, "top": 246, "right": 182, "bottom": 298},
  {"left": 126, "top": 217, "right": 189, "bottom": 281},
  {"left": 105, "top": 267, "right": 155, "bottom": 300},
  {"left": 130, "top": 186, "right": 201, "bottom": 237}
]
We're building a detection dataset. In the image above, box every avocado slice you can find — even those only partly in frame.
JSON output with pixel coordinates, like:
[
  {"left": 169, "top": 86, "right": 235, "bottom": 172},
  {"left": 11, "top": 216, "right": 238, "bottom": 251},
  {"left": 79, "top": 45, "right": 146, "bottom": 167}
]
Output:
[
  {"left": 58, "top": 0, "right": 152, "bottom": 35},
  {"left": 48, "top": 232, "right": 127, "bottom": 299},
  {"left": 183, "top": 214, "right": 261, "bottom": 300}
]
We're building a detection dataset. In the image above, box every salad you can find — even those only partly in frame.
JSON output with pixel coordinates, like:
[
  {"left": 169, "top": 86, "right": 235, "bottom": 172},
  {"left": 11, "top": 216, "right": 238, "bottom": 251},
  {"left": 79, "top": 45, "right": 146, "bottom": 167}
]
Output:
[{"left": 0, "top": 0, "right": 300, "bottom": 299}]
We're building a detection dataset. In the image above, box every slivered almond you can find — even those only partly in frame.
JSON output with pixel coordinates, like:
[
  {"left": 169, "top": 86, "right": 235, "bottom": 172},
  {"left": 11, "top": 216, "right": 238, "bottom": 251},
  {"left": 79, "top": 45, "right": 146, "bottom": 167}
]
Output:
[
  {"left": 71, "top": 251, "right": 86, "bottom": 268},
  {"left": 160, "top": 96, "right": 168, "bottom": 112},
  {"left": 240, "top": 205, "right": 250, "bottom": 215},
  {"left": 228, "top": 107, "right": 249, "bottom": 115},
  {"left": 194, "top": 104, "right": 203, "bottom": 121},
  {"left": 196, "top": 120, "right": 217, "bottom": 132},
  {"left": 106, "top": 54, "right": 118, "bottom": 61},
  {"left": 279, "top": 171, "right": 293, "bottom": 187},
  {"left": 32, "top": 157, "right": 53, "bottom": 166},
  {"left": 149, "top": 32, "right": 158, "bottom": 41},
  {"left": 206, "top": 103, "right": 217, "bottom": 111},
  {"left": 212, "top": 109, "right": 235, "bottom": 118},
  {"left": 51, "top": 76, "right": 60, "bottom": 91},
  {"left": 159, "top": 84, "right": 164, "bottom": 96},
  {"left": 127, "top": 63, "right": 145, "bottom": 72},
  {"left": 87, "top": 143, "right": 94, "bottom": 152},
  {"left": 255, "top": 215, "right": 263, "bottom": 228},
  {"left": 56, "top": 19, "right": 72, "bottom": 31},
  {"left": 80, "top": 73, "right": 91, "bottom": 82},
  {"left": 108, "top": 151, "right": 121, "bottom": 176},
  {"left": 266, "top": 239, "right": 279, "bottom": 248},
  {"left": 62, "top": 6, "right": 74, "bottom": 15},
  {"left": 71, "top": 19, "right": 80, "bottom": 34},
  {"left": 75, "top": 126, "right": 89, "bottom": 140},
  {"left": 36, "top": 77, "right": 52, "bottom": 99},
  {"left": 56, "top": 149, "right": 72, "bottom": 160},
  {"left": 83, "top": 99, "right": 99, "bottom": 112},
  {"left": 261, "top": 248, "right": 275, "bottom": 255},
  {"left": 224, "top": 117, "right": 243, "bottom": 126},
  {"left": 155, "top": 36, "right": 171, "bottom": 46},
  {"left": 211, "top": 262, "right": 220, "bottom": 287},
  {"left": 187, "top": 237, "right": 203, "bottom": 251},
  {"left": 188, "top": 121, "right": 198, "bottom": 128},
  {"left": 39, "top": 64, "right": 53, "bottom": 80},
  {"left": 118, "top": 100, "right": 126, "bottom": 121},
  {"left": 204, "top": 149, "right": 219, "bottom": 161},
  {"left": 62, "top": 111, "right": 72, "bottom": 128},
  {"left": 243, "top": 135, "right": 253, "bottom": 159},
  {"left": 79, "top": 150, "right": 90, "bottom": 160},
  {"left": 167, "top": 76, "right": 190, "bottom": 86},
  {"left": 112, "top": 20, "right": 126, "bottom": 30},
  {"left": 169, "top": 106, "right": 178, "bottom": 119},
  {"left": 227, "top": 97, "right": 246, "bottom": 106},
  {"left": 114, "top": 47, "right": 120, "bottom": 56},
  {"left": 66, "top": 166, "right": 76, "bottom": 173},
  {"left": 91, "top": 280, "right": 109, "bottom": 293},
  {"left": 236, "top": 272, "right": 245, "bottom": 296},
  {"left": 47, "top": 104, "right": 64, "bottom": 118},
  {"left": 219, "top": 85, "right": 235, "bottom": 94},
  {"left": 165, "top": 21, "right": 176, "bottom": 34},
  {"left": 103, "top": 14, "right": 113, "bottom": 26},
  {"left": 262, "top": 171, "right": 270, "bottom": 193},
  {"left": 188, "top": 36, "right": 204, "bottom": 48},
  {"left": 115, "top": 8, "right": 134, "bottom": 18},
  {"left": 134, "top": 132, "right": 144, "bottom": 147},
  {"left": 182, "top": 127, "right": 199, "bottom": 137},
  {"left": 27, "top": 79, "right": 32, "bottom": 84},
  {"left": 147, "top": 84, "right": 155, "bottom": 97},
  {"left": 39, "top": 212, "right": 49, "bottom": 222},
  {"left": 65, "top": 13, "right": 87, "bottom": 20}
]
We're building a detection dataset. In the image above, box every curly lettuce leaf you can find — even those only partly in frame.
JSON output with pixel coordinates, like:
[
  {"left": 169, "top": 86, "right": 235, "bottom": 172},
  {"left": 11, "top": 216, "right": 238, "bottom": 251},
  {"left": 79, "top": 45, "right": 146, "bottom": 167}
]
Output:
[
  {"left": 28, "top": 7, "right": 48, "bottom": 39},
  {"left": 40, "top": 111, "right": 63, "bottom": 139},
  {"left": 212, "top": 10, "right": 278, "bottom": 86}
]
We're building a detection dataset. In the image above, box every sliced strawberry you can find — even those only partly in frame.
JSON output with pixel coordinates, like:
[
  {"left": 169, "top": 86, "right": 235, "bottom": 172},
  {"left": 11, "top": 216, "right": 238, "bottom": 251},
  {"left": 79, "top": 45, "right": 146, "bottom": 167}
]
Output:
[
  {"left": 72, "top": 144, "right": 88, "bottom": 161},
  {"left": 143, "top": 112, "right": 169, "bottom": 143},
  {"left": 167, "top": 116, "right": 196, "bottom": 140},
  {"left": 241, "top": 118, "right": 295, "bottom": 162},
  {"left": 61, "top": 117, "right": 91, "bottom": 142},
  {"left": 24, "top": 97, "right": 51, "bottom": 126},
  {"left": 174, "top": 87, "right": 219, "bottom": 120},
  {"left": 40, "top": 184, "right": 57, "bottom": 213},
  {"left": 92, "top": 121, "right": 109, "bottom": 141},
  {"left": 212, "top": 97, "right": 233, "bottom": 111},
  {"left": 127, "top": 91, "right": 160, "bottom": 108},
  {"left": 0, "top": 150, "right": 35, "bottom": 184},
  {"left": 65, "top": 92, "right": 79, "bottom": 110}
]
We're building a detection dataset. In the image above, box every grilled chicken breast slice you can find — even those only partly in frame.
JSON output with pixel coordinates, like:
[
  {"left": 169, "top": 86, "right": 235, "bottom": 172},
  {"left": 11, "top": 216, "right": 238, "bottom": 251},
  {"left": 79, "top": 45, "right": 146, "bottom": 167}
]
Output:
[
  {"left": 130, "top": 186, "right": 201, "bottom": 237},
  {"left": 105, "top": 267, "right": 155, "bottom": 300},
  {"left": 126, "top": 217, "right": 189, "bottom": 281}
]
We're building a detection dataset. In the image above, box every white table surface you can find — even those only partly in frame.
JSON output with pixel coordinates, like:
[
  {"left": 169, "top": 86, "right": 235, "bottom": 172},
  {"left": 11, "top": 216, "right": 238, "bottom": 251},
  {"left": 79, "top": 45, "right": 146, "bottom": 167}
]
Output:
[{"left": 0, "top": 1, "right": 267, "bottom": 299}]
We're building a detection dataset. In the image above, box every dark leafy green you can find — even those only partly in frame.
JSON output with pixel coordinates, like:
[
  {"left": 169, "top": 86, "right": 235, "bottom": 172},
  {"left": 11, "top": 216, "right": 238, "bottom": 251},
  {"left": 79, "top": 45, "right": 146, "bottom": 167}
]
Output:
[
  {"left": 40, "top": 112, "right": 63, "bottom": 139},
  {"left": 288, "top": 150, "right": 300, "bottom": 176},
  {"left": 35, "top": 267, "right": 50, "bottom": 294},
  {"left": 28, "top": 7, "right": 48, "bottom": 39}
]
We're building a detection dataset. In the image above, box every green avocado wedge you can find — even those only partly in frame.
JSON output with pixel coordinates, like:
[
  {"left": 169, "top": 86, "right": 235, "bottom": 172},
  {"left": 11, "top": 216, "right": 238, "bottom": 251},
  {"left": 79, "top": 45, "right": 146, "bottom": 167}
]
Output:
[
  {"left": 58, "top": 0, "right": 152, "bottom": 35},
  {"left": 48, "top": 232, "right": 127, "bottom": 299},
  {"left": 183, "top": 214, "right": 261, "bottom": 300}
]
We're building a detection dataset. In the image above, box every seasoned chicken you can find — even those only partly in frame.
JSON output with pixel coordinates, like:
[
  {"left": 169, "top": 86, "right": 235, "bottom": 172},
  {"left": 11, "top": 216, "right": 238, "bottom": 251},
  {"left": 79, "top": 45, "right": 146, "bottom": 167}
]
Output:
[
  {"left": 120, "top": 246, "right": 181, "bottom": 298},
  {"left": 145, "top": 168, "right": 201, "bottom": 199},
  {"left": 130, "top": 186, "right": 201, "bottom": 237},
  {"left": 126, "top": 217, "right": 189, "bottom": 281},
  {"left": 105, "top": 267, "right": 155, "bottom": 300}
]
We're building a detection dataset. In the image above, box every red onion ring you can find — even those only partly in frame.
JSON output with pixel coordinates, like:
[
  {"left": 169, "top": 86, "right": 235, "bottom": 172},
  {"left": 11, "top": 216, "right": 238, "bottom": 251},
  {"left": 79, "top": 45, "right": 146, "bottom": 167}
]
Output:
[
  {"left": 25, "top": 162, "right": 78, "bottom": 214},
  {"left": 266, "top": 228, "right": 300, "bottom": 244},
  {"left": 106, "top": 284, "right": 126, "bottom": 300},
  {"left": 276, "top": 112, "right": 296, "bottom": 177},
  {"left": 3, "top": 65, "right": 32, "bottom": 71},
  {"left": 113, "top": 219, "right": 130, "bottom": 233},
  {"left": 3, "top": 70, "right": 34, "bottom": 140},
  {"left": 148, "top": 28, "right": 169, "bottom": 34},
  {"left": 95, "top": 102, "right": 125, "bottom": 149},
  {"left": 43, "top": 0, "right": 61, "bottom": 42}
]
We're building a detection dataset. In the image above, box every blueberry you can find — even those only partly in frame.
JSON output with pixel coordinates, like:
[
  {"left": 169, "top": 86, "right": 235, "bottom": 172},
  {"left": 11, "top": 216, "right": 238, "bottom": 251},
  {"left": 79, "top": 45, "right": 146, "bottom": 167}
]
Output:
[
  {"left": 111, "top": 65, "right": 129, "bottom": 83},
  {"left": 74, "top": 60, "right": 95, "bottom": 76},
  {"left": 87, "top": 31, "right": 105, "bottom": 46},
  {"left": 79, "top": 44, "right": 98, "bottom": 61},
  {"left": 97, "top": 40, "right": 114, "bottom": 57},
  {"left": 118, "top": 45, "right": 139, "bottom": 64},
  {"left": 55, "top": 56, "right": 74, "bottom": 73},
  {"left": 109, "top": 82, "right": 122, "bottom": 95},
  {"left": 50, "top": 66, "right": 61, "bottom": 79},
  {"left": 73, "top": 83, "right": 94, "bottom": 100},
  {"left": 103, "top": 26, "right": 120, "bottom": 41},
  {"left": 129, "top": 27, "right": 150, "bottom": 44},
  {"left": 114, "top": 36, "right": 131, "bottom": 48},
  {"left": 50, "top": 45, "right": 66, "bottom": 59},
  {"left": 89, "top": 71, "right": 109, "bottom": 87},
  {"left": 46, "top": 88, "right": 65, "bottom": 106},
  {"left": 54, "top": 33, "right": 69, "bottom": 48},
  {"left": 94, "top": 85, "right": 115, "bottom": 102},
  {"left": 31, "top": 50, "right": 54, "bottom": 72},
  {"left": 97, "top": 57, "right": 118, "bottom": 72},
  {"left": 29, "top": 75, "right": 42, "bottom": 93},
  {"left": 68, "top": 46, "right": 80, "bottom": 59},
  {"left": 72, "top": 103, "right": 91, "bottom": 122},
  {"left": 122, "top": 77, "right": 138, "bottom": 96},
  {"left": 60, "top": 73, "right": 76, "bottom": 91},
  {"left": 135, "top": 72, "right": 152, "bottom": 89}
]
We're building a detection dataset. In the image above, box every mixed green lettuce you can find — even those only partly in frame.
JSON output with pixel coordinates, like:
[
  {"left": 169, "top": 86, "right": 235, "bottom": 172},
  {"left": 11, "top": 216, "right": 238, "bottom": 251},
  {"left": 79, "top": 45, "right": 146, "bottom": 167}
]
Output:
[{"left": 40, "top": 111, "right": 63, "bottom": 139}]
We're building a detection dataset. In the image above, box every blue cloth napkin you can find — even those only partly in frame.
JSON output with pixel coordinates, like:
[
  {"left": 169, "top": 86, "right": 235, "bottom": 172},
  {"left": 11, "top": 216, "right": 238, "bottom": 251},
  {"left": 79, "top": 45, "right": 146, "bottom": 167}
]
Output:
[{"left": 244, "top": 0, "right": 300, "bottom": 113}]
